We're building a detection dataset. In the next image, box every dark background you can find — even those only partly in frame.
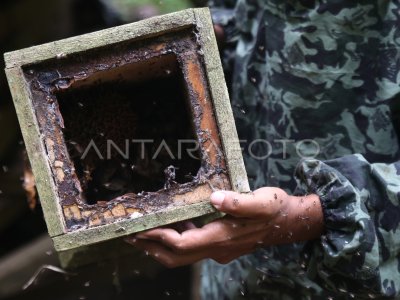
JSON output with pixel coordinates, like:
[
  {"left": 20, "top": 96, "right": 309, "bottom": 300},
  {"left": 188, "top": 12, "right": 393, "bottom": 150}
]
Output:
[{"left": 0, "top": 0, "right": 208, "bottom": 299}]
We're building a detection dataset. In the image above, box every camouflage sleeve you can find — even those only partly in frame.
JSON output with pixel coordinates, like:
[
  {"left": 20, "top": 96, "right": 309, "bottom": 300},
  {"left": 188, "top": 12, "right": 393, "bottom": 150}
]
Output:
[
  {"left": 294, "top": 154, "right": 400, "bottom": 298},
  {"left": 208, "top": 1, "right": 240, "bottom": 89}
]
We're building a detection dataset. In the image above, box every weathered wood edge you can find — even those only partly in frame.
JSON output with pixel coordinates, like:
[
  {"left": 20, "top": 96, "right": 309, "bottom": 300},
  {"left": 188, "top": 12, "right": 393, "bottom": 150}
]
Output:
[
  {"left": 4, "top": 9, "right": 197, "bottom": 69},
  {"left": 53, "top": 201, "right": 217, "bottom": 251},
  {"left": 194, "top": 8, "right": 250, "bottom": 193},
  {"left": 3, "top": 8, "right": 242, "bottom": 253},
  {"left": 4, "top": 67, "right": 65, "bottom": 236}
]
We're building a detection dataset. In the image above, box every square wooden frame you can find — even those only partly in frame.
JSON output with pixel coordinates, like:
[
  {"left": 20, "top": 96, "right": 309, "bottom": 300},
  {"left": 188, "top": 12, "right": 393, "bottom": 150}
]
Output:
[{"left": 4, "top": 8, "right": 249, "bottom": 253}]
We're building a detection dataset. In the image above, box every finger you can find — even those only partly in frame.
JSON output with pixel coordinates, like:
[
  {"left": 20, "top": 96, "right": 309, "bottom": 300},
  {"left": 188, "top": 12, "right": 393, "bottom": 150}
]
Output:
[
  {"left": 135, "top": 221, "right": 247, "bottom": 252},
  {"left": 183, "top": 221, "right": 197, "bottom": 230},
  {"left": 210, "top": 190, "right": 266, "bottom": 218},
  {"left": 133, "top": 239, "right": 208, "bottom": 268},
  {"left": 135, "top": 226, "right": 215, "bottom": 252},
  {"left": 171, "top": 220, "right": 197, "bottom": 233},
  {"left": 136, "top": 228, "right": 181, "bottom": 242},
  {"left": 211, "top": 187, "right": 288, "bottom": 218},
  {"left": 128, "top": 221, "right": 266, "bottom": 265},
  {"left": 133, "top": 238, "right": 253, "bottom": 267}
]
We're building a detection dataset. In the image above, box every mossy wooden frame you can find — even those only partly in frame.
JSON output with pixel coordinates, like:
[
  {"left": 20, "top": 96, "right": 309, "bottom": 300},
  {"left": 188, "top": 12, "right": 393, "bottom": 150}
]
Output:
[{"left": 4, "top": 8, "right": 249, "bottom": 256}]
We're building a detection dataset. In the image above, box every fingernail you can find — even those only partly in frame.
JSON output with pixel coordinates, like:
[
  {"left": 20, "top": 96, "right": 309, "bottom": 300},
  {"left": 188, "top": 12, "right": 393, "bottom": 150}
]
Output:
[{"left": 210, "top": 191, "right": 225, "bottom": 208}]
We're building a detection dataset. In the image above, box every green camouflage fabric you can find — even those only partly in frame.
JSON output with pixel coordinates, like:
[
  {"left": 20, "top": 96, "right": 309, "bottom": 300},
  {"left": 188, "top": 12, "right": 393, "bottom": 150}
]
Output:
[{"left": 201, "top": 0, "right": 400, "bottom": 299}]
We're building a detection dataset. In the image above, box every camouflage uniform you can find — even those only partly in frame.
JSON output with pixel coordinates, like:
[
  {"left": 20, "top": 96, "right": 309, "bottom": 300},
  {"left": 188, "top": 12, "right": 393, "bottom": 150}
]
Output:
[{"left": 201, "top": 1, "right": 400, "bottom": 299}]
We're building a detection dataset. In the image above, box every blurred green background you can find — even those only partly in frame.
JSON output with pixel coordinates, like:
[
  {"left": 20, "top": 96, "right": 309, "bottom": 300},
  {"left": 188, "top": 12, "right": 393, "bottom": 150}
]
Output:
[{"left": 112, "top": 0, "right": 191, "bottom": 17}]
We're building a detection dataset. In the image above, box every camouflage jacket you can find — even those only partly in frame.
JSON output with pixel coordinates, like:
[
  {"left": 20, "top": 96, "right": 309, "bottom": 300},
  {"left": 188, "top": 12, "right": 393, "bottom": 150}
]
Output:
[{"left": 201, "top": 1, "right": 400, "bottom": 299}]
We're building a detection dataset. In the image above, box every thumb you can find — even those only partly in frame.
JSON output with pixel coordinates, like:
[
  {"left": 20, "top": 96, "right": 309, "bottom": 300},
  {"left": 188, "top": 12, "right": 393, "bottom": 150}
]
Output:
[{"left": 210, "top": 190, "right": 261, "bottom": 218}]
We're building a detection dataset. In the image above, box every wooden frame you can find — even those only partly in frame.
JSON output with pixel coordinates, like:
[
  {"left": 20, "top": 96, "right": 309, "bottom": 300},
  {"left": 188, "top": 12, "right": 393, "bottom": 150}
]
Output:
[{"left": 4, "top": 8, "right": 249, "bottom": 255}]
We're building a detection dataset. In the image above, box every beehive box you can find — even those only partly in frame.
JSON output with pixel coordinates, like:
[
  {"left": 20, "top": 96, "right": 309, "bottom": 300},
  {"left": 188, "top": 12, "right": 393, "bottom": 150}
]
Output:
[{"left": 4, "top": 8, "right": 249, "bottom": 257}]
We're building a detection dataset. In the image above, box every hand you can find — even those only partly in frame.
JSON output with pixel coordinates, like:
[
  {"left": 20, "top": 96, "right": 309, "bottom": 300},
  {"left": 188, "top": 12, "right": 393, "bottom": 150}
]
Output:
[{"left": 125, "top": 187, "right": 324, "bottom": 268}]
